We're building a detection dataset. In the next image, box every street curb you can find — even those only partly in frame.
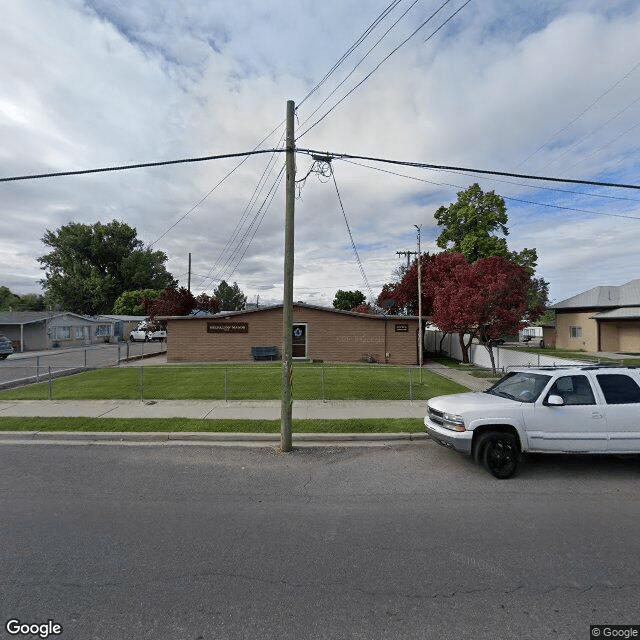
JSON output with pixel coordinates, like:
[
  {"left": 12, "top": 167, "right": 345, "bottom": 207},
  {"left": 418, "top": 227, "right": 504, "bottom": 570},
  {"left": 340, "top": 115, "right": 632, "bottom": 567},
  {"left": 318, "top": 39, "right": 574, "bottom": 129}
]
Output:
[{"left": 0, "top": 431, "right": 430, "bottom": 445}]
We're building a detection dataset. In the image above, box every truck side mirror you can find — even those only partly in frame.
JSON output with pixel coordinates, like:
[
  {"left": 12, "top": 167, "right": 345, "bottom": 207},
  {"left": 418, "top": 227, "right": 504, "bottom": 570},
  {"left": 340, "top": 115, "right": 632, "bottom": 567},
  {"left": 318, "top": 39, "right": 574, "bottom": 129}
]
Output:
[{"left": 547, "top": 395, "right": 564, "bottom": 406}]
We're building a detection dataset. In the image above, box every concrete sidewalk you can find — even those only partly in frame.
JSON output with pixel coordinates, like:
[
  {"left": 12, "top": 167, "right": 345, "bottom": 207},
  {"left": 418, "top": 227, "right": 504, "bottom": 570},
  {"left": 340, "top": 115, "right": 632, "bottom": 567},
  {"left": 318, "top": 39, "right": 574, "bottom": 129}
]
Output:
[{"left": 0, "top": 399, "right": 429, "bottom": 420}]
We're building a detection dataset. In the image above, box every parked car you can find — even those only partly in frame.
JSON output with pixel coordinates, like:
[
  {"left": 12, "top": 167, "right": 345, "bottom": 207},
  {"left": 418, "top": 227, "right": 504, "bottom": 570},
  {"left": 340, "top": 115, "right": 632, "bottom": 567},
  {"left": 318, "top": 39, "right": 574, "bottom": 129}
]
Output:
[
  {"left": 0, "top": 334, "right": 13, "bottom": 360},
  {"left": 424, "top": 365, "right": 640, "bottom": 478},
  {"left": 129, "top": 322, "right": 166, "bottom": 342}
]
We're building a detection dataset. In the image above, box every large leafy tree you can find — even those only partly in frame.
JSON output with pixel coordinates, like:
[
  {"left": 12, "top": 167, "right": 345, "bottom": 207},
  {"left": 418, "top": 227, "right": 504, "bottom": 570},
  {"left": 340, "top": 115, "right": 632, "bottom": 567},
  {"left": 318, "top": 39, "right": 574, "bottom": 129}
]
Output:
[
  {"left": 38, "top": 220, "right": 176, "bottom": 315},
  {"left": 333, "top": 290, "right": 366, "bottom": 311},
  {"left": 214, "top": 281, "right": 246, "bottom": 312},
  {"left": 429, "top": 253, "right": 542, "bottom": 366},
  {"left": 112, "top": 289, "right": 164, "bottom": 316},
  {"left": 435, "top": 183, "right": 510, "bottom": 262},
  {"left": 435, "top": 183, "right": 548, "bottom": 311}
]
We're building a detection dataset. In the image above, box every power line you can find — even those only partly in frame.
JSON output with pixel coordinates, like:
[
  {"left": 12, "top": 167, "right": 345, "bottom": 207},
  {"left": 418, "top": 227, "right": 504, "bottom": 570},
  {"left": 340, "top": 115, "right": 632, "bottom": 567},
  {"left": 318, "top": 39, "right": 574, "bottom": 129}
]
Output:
[
  {"left": 330, "top": 164, "right": 375, "bottom": 302},
  {"left": 340, "top": 157, "right": 640, "bottom": 221},
  {"left": 297, "top": 0, "right": 472, "bottom": 140},
  {"left": 297, "top": 148, "right": 640, "bottom": 190},
  {"left": 296, "top": 0, "right": 404, "bottom": 110},
  {"left": 516, "top": 58, "right": 640, "bottom": 170},
  {"left": 0, "top": 149, "right": 280, "bottom": 183}
]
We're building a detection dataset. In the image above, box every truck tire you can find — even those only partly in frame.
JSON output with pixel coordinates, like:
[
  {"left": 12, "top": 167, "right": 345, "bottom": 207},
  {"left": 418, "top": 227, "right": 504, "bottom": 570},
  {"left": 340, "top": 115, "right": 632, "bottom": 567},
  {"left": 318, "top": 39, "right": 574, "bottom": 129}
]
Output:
[{"left": 480, "top": 432, "right": 519, "bottom": 479}]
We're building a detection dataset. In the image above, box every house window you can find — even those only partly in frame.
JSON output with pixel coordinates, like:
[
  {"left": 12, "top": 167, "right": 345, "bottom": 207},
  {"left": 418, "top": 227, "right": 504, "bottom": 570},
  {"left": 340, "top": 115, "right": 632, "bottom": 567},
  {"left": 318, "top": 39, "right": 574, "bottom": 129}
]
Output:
[
  {"left": 95, "top": 324, "right": 111, "bottom": 336},
  {"left": 569, "top": 326, "right": 582, "bottom": 339},
  {"left": 51, "top": 326, "right": 72, "bottom": 340}
]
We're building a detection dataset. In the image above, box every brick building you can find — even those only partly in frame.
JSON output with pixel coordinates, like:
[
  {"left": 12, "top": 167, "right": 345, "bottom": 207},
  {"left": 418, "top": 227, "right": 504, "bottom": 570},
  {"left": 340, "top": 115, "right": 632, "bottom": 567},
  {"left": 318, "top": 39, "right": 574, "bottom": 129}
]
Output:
[{"left": 162, "top": 303, "right": 421, "bottom": 365}]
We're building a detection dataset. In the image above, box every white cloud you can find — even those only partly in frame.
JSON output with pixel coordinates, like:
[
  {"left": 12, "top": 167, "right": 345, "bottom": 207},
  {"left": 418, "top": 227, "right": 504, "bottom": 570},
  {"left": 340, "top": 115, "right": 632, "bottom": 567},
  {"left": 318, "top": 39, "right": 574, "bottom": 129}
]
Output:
[{"left": 0, "top": 0, "right": 639, "bottom": 310}]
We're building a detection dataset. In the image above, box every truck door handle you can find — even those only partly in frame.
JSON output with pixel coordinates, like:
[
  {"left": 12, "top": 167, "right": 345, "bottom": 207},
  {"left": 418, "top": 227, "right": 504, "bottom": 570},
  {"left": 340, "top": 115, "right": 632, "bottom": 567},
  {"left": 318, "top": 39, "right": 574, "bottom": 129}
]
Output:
[{"left": 591, "top": 412, "right": 603, "bottom": 419}]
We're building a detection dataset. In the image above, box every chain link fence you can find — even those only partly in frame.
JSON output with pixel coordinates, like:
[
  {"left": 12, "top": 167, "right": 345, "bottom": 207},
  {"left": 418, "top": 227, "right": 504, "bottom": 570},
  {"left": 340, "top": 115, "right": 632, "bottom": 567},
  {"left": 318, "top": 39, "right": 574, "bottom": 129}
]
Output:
[
  {"left": 1, "top": 362, "right": 445, "bottom": 402},
  {"left": 0, "top": 341, "right": 166, "bottom": 391}
]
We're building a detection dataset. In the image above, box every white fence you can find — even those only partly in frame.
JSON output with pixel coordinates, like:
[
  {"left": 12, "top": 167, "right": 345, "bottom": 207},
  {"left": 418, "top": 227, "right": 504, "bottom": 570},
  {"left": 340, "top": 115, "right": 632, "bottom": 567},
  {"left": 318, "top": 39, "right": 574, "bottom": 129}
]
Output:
[{"left": 424, "top": 330, "right": 589, "bottom": 371}]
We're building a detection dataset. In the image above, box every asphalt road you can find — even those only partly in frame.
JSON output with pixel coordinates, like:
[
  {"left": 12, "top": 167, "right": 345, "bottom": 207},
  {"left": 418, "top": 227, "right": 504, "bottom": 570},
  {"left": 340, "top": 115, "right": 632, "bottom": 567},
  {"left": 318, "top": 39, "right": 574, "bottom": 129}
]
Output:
[
  {"left": 0, "top": 342, "right": 165, "bottom": 388},
  {"left": 1, "top": 441, "right": 639, "bottom": 640}
]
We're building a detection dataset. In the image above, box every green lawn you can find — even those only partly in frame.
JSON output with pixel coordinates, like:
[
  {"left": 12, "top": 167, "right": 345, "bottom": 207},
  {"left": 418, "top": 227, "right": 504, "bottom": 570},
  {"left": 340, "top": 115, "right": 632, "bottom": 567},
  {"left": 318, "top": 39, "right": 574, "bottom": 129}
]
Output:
[
  {"left": 0, "top": 417, "right": 422, "bottom": 433},
  {"left": 0, "top": 362, "right": 467, "bottom": 401}
]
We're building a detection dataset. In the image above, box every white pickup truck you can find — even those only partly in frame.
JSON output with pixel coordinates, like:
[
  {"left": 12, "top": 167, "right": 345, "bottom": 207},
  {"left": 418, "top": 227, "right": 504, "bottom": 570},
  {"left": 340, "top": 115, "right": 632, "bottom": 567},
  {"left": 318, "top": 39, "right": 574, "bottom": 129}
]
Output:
[
  {"left": 129, "top": 322, "right": 167, "bottom": 342},
  {"left": 425, "top": 365, "right": 640, "bottom": 478}
]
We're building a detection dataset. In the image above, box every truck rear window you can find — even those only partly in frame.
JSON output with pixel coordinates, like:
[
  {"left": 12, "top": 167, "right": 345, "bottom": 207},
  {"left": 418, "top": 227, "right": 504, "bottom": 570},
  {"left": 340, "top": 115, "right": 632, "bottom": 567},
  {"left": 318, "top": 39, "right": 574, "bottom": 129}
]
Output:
[{"left": 596, "top": 374, "right": 640, "bottom": 404}]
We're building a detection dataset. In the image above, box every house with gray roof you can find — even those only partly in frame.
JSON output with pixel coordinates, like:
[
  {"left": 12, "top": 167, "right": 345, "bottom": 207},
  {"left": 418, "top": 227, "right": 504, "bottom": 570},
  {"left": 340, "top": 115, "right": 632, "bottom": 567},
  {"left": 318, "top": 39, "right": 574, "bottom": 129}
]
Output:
[
  {"left": 0, "top": 312, "right": 116, "bottom": 352},
  {"left": 551, "top": 279, "right": 640, "bottom": 353}
]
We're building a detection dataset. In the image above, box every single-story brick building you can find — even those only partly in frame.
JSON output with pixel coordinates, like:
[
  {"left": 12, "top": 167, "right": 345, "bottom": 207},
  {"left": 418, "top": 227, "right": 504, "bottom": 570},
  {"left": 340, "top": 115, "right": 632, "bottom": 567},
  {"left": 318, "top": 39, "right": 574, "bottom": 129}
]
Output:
[{"left": 161, "top": 303, "right": 421, "bottom": 365}]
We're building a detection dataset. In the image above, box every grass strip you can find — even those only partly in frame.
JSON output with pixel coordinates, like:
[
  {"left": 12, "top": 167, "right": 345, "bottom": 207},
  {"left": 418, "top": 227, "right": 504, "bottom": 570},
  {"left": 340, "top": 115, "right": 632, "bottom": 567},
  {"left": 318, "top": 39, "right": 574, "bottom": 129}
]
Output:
[
  {"left": 0, "top": 417, "right": 422, "bottom": 433},
  {"left": 0, "top": 363, "right": 466, "bottom": 401}
]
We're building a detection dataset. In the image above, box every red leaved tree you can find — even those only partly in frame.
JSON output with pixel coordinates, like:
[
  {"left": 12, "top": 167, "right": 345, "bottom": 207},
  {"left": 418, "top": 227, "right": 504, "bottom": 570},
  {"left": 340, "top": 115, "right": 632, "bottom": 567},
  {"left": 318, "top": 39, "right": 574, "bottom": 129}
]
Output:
[
  {"left": 429, "top": 253, "right": 541, "bottom": 368},
  {"left": 377, "top": 253, "right": 436, "bottom": 316},
  {"left": 195, "top": 293, "right": 221, "bottom": 315},
  {"left": 142, "top": 287, "right": 198, "bottom": 319}
]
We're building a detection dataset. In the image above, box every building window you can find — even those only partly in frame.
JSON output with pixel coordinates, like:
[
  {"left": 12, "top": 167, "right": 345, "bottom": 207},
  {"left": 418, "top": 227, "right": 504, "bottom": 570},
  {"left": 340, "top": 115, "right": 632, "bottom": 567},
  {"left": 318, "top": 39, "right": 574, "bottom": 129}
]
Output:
[
  {"left": 95, "top": 324, "right": 111, "bottom": 337},
  {"left": 51, "top": 326, "right": 72, "bottom": 340},
  {"left": 569, "top": 326, "right": 582, "bottom": 339}
]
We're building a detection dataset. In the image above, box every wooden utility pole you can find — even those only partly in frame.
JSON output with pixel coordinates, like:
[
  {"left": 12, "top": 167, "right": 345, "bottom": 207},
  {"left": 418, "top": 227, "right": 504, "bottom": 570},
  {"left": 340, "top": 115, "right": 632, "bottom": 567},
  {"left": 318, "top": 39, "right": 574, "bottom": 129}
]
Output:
[
  {"left": 281, "top": 100, "right": 295, "bottom": 452},
  {"left": 414, "top": 226, "right": 423, "bottom": 381},
  {"left": 396, "top": 250, "right": 417, "bottom": 270},
  {"left": 187, "top": 253, "right": 192, "bottom": 293}
]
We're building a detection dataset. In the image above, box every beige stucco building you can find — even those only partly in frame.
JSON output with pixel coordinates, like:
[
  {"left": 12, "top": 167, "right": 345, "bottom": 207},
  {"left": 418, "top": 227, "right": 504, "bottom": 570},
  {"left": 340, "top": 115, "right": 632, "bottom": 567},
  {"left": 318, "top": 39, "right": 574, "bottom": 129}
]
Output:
[
  {"left": 162, "top": 303, "right": 421, "bottom": 365},
  {"left": 552, "top": 279, "right": 640, "bottom": 353}
]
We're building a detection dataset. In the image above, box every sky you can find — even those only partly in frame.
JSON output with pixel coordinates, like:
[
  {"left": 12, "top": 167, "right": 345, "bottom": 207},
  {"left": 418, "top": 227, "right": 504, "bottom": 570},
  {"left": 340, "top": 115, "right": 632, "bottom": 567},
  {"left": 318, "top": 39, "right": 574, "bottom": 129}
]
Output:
[{"left": 1, "top": 0, "right": 639, "bottom": 308}]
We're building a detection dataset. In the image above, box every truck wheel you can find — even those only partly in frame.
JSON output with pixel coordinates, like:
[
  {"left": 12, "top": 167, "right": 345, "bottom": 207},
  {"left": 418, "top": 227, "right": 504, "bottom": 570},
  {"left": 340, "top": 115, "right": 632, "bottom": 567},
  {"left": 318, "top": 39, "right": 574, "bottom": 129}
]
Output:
[
  {"left": 481, "top": 433, "right": 519, "bottom": 479},
  {"left": 129, "top": 335, "right": 134, "bottom": 342}
]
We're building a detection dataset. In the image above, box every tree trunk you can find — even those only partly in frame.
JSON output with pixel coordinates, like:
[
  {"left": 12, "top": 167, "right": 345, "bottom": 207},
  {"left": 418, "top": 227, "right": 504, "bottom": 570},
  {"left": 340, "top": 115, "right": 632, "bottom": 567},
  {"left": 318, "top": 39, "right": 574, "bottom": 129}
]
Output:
[{"left": 458, "top": 332, "right": 470, "bottom": 363}]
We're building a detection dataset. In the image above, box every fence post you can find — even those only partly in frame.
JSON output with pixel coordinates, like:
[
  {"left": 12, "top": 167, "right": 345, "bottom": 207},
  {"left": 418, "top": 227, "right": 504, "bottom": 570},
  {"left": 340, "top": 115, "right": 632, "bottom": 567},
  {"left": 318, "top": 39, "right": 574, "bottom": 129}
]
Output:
[
  {"left": 140, "top": 366, "right": 144, "bottom": 402},
  {"left": 409, "top": 367, "right": 413, "bottom": 402},
  {"left": 84, "top": 348, "right": 87, "bottom": 368},
  {"left": 321, "top": 365, "right": 326, "bottom": 402},
  {"left": 48, "top": 365, "right": 52, "bottom": 400},
  {"left": 224, "top": 367, "right": 228, "bottom": 402}
]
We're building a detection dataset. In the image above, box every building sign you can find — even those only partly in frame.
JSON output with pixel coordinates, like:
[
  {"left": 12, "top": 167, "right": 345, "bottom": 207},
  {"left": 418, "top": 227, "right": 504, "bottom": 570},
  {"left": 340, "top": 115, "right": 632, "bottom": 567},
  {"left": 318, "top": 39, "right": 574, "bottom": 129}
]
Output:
[
  {"left": 395, "top": 324, "right": 409, "bottom": 332},
  {"left": 207, "top": 322, "right": 249, "bottom": 334}
]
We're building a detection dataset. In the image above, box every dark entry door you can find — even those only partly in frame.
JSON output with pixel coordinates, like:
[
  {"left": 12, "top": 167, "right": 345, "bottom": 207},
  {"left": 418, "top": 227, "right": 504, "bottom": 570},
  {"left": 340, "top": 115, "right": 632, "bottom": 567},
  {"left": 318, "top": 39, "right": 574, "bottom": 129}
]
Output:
[{"left": 292, "top": 324, "right": 307, "bottom": 358}]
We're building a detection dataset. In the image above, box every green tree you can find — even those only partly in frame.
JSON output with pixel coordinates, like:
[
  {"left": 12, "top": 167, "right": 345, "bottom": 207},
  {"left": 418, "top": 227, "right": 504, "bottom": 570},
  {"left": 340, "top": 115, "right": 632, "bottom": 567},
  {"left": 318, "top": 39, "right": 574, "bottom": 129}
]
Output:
[
  {"left": 112, "top": 289, "right": 164, "bottom": 315},
  {"left": 0, "top": 287, "right": 46, "bottom": 311},
  {"left": 18, "top": 293, "right": 46, "bottom": 311},
  {"left": 37, "top": 220, "right": 176, "bottom": 315},
  {"left": 0, "top": 286, "right": 21, "bottom": 311},
  {"left": 214, "top": 281, "right": 246, "bottom": 311},
  {"left": 333, "top": 290, "right": 366, "bottom": 311},
  {"left": 434, "top": 183, "right": 549, "bottom": 311}
]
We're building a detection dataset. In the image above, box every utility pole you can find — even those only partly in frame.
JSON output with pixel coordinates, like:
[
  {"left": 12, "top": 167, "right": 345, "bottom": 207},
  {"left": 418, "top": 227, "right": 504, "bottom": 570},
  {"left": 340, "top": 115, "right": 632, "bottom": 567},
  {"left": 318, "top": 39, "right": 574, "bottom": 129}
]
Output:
[
  {"left": 396, "top": 250, "right": 417, "bottom": 271},
  {"left": 281, "top": 100, "right": 295, "bottom": 452},
  {"left": 187, "top": 253, "right": 192, "bottom": 293},
  {"left": 414, "top": 225, "right": 423, "bottom": 381}
]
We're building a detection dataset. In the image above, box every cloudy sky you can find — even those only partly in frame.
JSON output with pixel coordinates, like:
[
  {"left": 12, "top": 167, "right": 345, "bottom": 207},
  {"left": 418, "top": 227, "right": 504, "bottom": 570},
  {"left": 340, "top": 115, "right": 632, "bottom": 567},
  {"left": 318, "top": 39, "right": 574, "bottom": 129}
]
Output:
[{"left": 1, "top": 0, "right": 639, "bottom": 308}]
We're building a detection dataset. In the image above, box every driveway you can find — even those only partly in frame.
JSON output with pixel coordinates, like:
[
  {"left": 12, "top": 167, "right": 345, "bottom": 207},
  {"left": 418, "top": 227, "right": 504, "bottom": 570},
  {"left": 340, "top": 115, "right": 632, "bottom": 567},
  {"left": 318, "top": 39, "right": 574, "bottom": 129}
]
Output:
[{"left": 0, "top": 341, "right": 166, "bottom": 389}]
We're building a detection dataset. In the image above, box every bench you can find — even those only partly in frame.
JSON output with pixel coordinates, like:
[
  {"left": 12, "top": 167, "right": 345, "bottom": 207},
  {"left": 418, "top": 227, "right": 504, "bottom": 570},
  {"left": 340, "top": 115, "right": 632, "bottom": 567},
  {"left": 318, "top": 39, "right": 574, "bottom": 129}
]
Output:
[{"left": 251, "top": 346, "right": 279, "bottom": 361}]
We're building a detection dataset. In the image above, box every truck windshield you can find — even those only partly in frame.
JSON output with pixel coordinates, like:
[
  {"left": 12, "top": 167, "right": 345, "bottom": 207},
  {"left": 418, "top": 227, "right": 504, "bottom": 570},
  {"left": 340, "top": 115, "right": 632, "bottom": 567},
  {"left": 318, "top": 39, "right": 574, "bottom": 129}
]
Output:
[{"left": 486, "top": 372, "right": 551, "bottom": 403}]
